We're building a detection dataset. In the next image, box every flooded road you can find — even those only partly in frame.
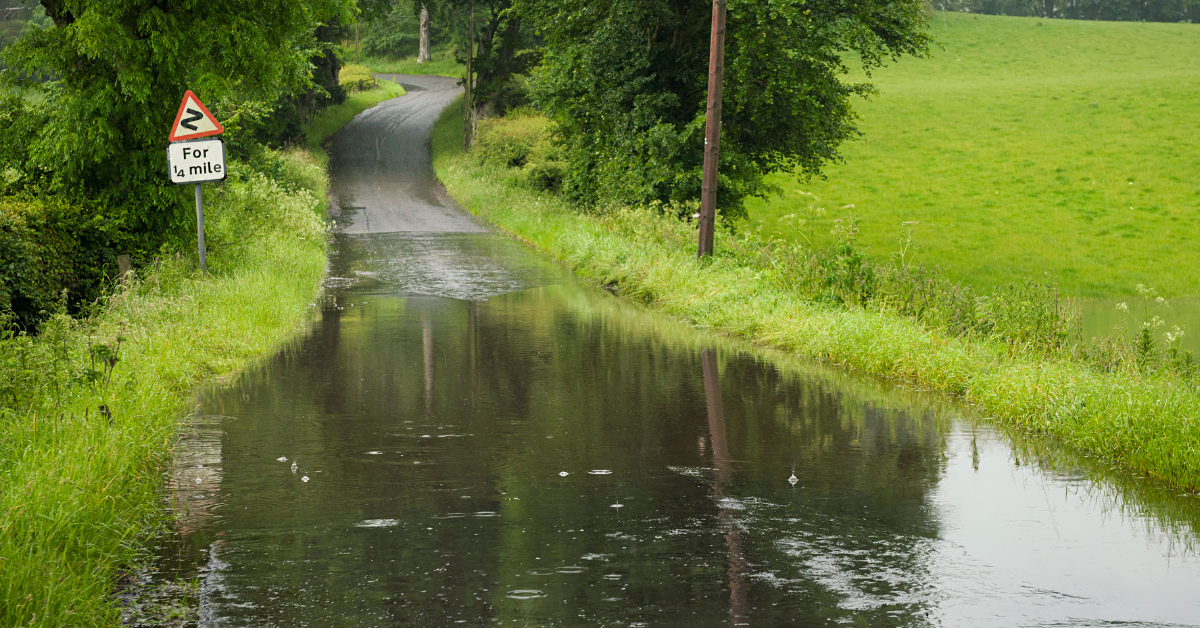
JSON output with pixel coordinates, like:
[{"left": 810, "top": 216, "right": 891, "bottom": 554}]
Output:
[{"left": 163, "top": 77, "right": 1200, "bottom": 626}]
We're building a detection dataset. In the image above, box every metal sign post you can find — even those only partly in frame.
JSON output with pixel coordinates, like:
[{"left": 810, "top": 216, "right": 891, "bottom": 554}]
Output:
[
  {"left": 194, "top": 183, "right": 207, "bottom": 273},
  {"left": 166, "top": 91, "right": 225, "bottom": 274}
]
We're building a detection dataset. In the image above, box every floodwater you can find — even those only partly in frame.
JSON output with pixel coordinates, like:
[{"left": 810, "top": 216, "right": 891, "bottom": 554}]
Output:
[{"left": 155, "top": 78, "right": 1200, "bottom": 626}]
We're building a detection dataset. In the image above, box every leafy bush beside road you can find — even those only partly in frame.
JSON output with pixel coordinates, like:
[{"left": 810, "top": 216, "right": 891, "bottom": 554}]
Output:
[
  {"left": 339, "top": 63, "right": 379, "bottom": 92},
  {"left": 0, "top": 196, "right": 120, "bottom": 331}
]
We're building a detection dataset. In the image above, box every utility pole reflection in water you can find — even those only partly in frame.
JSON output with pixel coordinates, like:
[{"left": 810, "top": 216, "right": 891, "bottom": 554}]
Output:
[
  {"left": 701, "top": 349, "right": 751, "bottom": 626},
  {"left": 467, "top": 301, "right": 477, "bottom": 407},
  {"left": 423, "top": 316, "right": 434, "bottom": 413}
]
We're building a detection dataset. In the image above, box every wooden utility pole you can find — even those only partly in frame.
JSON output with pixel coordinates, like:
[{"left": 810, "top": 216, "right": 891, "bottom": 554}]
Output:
[
  {"left": 697, "top": 0, "right": 727, "bottom": 258},
  {"left": 463, "top": 0, "right": 475, "bottom": 149},
  {"left": 355, "top": 21, "right": 360, "bottom": 64}
]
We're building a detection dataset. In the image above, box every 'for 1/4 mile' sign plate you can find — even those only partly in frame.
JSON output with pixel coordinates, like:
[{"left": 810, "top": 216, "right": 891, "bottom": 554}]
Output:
[{"left": 168, "top": 138, "right": 226, "bottom": 184}]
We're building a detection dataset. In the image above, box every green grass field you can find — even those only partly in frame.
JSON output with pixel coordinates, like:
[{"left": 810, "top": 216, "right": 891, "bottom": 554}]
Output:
[{"left": 745, "top": 13, "right": 1200, "bottom": 298}]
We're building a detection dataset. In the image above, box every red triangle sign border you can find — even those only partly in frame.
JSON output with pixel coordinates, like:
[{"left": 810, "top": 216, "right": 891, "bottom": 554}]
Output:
[{"left": 169, "top": 90, "right": 225, "bottom": 142}]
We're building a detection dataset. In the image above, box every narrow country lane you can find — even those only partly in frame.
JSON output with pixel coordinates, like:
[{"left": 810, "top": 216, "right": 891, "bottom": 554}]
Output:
[{"left": 328, "top": 74, "right": 484, "bottom": 235}]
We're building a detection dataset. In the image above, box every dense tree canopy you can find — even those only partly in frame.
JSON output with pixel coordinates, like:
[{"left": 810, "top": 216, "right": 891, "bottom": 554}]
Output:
[
  {"left": 413, "top": 0, "right": 536, "bottom": 116},
  {"left": 0, "top": 0, "right": 353, "bottom": 251},
  {"left": 516, "top": 0, "right": 931, "bottom": 216}
]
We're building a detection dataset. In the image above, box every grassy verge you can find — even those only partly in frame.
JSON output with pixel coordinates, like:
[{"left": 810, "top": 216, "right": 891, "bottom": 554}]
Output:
[
  {"left": 745, "top": 12, "right": 1200, "bottom": 298},
  {"left": 0, "top": 79, "right": 413, "bottom": 624},
  {"left": 356, "top": 47, "right": 464, "bottom": 77},
  {"left": 303, "top": 77, "right": 406, "bottom": 152},
  {"left": 431, "top": 97, "right": 1200, "bottom": 494}
]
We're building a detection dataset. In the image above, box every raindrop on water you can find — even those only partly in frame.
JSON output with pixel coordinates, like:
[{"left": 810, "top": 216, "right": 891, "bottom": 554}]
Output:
[
  {"left": 301, "top": 476, "right": 310, "bottom": 483},
  {"left": 276, "top": 456, "right": 288, "bottom": 462},
  {"left": 505, "top": 589, "right": 546, "bottom": 600},
  {"left": 559, "top": 471, "right": 569, "bottom": 477}
]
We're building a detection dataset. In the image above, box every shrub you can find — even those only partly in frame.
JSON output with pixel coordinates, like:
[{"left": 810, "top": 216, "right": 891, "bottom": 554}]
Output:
[
  {"left": 475, "top": 113, "right": 541, "bottom": 168},
  {"left": 474, "top": 110, "right": 566, "bottom": 190},
  {"left": 339, "top": 63, "right": 378, "bottom": 93},
  {"left": 0, "top": 196, "right": 121, "bottom": 331}
]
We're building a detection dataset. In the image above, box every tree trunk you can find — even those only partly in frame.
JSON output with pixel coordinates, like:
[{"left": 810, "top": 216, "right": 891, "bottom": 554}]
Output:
[{"left": 418, "top": 4, "right": 431, "bottom": 64}]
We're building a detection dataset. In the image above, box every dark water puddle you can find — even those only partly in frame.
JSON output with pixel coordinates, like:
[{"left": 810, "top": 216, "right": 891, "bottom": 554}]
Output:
[{"left": 150, "top": 231, "right": 1200, "bottom": 627}]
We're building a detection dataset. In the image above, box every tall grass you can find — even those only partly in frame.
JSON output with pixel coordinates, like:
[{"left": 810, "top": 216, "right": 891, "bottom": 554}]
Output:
[
  {"left": 431, "top": 97, "right": 1200, "bottom": 495},
  {"left": 0, "top": 153, "right": 335, "bottom": 623},
  {"left": 746, "top": 12, "right": 1200, "bottom": 298}
]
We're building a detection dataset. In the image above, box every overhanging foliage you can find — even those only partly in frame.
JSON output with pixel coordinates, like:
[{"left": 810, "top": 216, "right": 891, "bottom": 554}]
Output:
[{"left": 0, "top": 0, "right": 353, "bottom": 254}]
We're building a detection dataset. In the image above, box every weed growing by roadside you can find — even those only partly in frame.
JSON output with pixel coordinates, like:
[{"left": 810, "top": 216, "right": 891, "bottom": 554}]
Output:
[{"left": 1083, "top": 286, "right": 1197, "bottom": 379}]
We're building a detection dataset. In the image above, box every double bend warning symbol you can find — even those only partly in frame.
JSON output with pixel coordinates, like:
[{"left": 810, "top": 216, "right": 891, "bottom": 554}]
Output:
[{"left": 169, "top": 90, "right": 224, "bottom": 142}]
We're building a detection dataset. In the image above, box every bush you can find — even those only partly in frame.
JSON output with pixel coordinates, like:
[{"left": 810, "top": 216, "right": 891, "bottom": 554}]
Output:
[
  {"left": 474, "top": 110, "right": 565, "bottom": 191},
  {"left": 0, "top": 196, "right": 121, "bottom": 331},
  {"left": 339, "top": 63, "right": 379, "bottom": 93}
]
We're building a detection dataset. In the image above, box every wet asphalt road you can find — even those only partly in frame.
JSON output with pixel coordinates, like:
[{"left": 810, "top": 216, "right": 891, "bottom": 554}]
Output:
[{"left": 327, "top": 74, "right": 485, "bottom": 235}]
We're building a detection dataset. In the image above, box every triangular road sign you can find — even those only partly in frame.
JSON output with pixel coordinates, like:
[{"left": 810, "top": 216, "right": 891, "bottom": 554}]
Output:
[{"left": 169, "top": 90, "right": 224, "bottom": 142}]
